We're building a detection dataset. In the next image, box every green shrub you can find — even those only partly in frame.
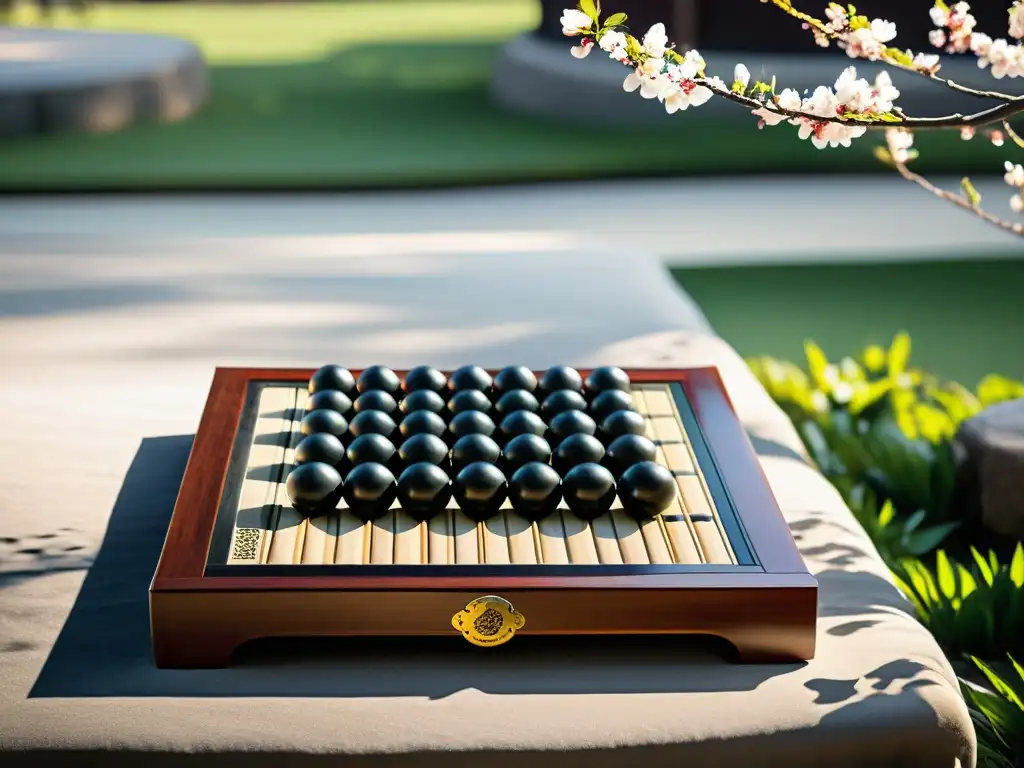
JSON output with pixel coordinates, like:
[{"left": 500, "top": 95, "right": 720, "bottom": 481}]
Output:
[
  {"left": 892, "top": 545, "right": 1024, "bottom": 659},
  {"left": 748, "top": 332, "right": 1024, "bottom": 767},
  {"left": 962, "top": 656, "right": 1024, "bottom": 768},
  {"left": 748, "top": 332, "right": 1024, "bottom": 547},
  {"left": 839, "top": 480, "right": 959, "bottom": 566}
]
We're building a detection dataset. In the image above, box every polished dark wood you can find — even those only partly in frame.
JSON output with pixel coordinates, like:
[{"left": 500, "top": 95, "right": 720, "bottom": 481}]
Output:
[{"left": 151, "top": 367, "right": 817, "bottom": 668}]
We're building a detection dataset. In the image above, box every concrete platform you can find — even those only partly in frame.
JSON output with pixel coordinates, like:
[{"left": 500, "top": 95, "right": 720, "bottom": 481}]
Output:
[
  {"left": 0, "top": 27, "right": 208, "bottom": 137},
  {"left": 491, "top": 33, "right": 1023, "bottom": 126}
]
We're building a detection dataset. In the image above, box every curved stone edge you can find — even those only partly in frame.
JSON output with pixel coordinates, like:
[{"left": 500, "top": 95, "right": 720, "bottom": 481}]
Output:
[
  {"left": 489, "top": 33, "right": 1012, "bottom": 126},
  {"left": 0, "top": 40, "right": 209, "bottom": 138}
]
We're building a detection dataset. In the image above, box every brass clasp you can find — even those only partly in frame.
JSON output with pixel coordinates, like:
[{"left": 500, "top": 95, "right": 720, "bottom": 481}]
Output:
[{"left": 451, "top": 596, "right": 525, "bottom": 647}]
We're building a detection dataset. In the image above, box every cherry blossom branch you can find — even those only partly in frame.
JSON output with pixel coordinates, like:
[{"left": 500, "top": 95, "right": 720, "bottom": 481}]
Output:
[
  {"left": 884, "top": 129, "right": 1024, "bottom": 237},
  {"left": 695, "top": 78, "right": 1023, "bottom": 130},
  {"left": 765, "top": 0, "right": 1021, "bottom": 102},
  {"left": 558, "top": 1, "right": 1024, "bottom": 237}
]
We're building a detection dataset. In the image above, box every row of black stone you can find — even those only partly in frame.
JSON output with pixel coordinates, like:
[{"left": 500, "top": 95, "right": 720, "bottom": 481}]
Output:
[{"left": 284, "top": 365, "right": 677, "bottom": 523}]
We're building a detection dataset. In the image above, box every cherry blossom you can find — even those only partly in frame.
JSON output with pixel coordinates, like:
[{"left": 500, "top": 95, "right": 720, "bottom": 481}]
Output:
[
  {"left": 751, "top": 88, "right": 803, "bottom": 128},
  {"left": 570, "top": 38, "right": 594, "bottom": 59},
  {"left": 560, "top": 8, "right": 593, "bottom": 37},
  {"left": 928, "top": 1, "right": 1024, "bottom": 78},
  {"left": 1006, "top": 161, "right": 1024, "bottom": 212},
  {"left": 599, "top": 30, "right": 629, "bottom": 62},
  {"left": 641, "top": 23, "right": 668, "bottom": 59},
  {"left": 887, "top": 128, "right": 916, "bottom": 163},
  {"left": 733, "top": 63, "right": 751, "bottom": 91},
  {"left": 1011, "top": 2, "right": 1024, "bottom": 39}
]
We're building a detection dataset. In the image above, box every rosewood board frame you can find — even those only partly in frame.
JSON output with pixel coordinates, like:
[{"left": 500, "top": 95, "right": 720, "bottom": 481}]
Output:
[{"left": 150, "top": 367, "right": 818, "bottom": 668}]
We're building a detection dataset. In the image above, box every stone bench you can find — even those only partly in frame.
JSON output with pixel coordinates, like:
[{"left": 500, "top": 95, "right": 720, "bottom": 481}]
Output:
[
  {"left": 0, "top": 219, "right": 974, "bottom": 767},
  {"left": 0, "top": 27, "right": 207, "bottom": 137}
]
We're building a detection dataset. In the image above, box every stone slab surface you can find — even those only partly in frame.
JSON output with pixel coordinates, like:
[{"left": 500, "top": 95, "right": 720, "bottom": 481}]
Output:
[
  {"left": 0, "top": 176, "right": 1017, "bottom": 266},
  {"left": 0, "top": 27, "right": 208, "bottom": 136}
]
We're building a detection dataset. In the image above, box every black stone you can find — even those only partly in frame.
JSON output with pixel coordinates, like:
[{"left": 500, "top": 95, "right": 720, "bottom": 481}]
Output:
[
  {"left": 399, "top": 410, "right": 447, "bottom": 440},
  {"left": 398, "top": 433, "right": 450, "bottom": 470},
  {"left": 300, "top": 408, "right": 349, "bottom": 439},
  {"left": 493, "top": 365, "right": 537, "bottom": 394},
  {"left": 357, "top": 365, "right": 401, "bottom": 396},
  {"left": 552, "top": 433, "right": 606, "bottom": 475},
  {"left": 446, "top": 389, "right": 492, "bottom": 418},
  {"left": 309, "top": 365, "right": 356, "bottom": 396},
  {"left": 346, "top": 433, "right": 397, "bottom": 468},
  {"left": 502, "top": 434, "right": 552, "bottom": 473},
  {"left": 599, "top": 409, "right": 647, "bottom": 444},
  {"left": 447, "top": 410, "right": 496, "bottom": 443},
  {"left": 343, "top": 462, "right": 398, "bottom": 522},
  {"left": 547, "top": 409, "right": 597, "bottom": 446},
  {"left": 348, "top": 410, "right": 397, "bottom": 441},
  {"left": 495, "top": 389, "right": 540, "bottom": 417},
  {"left": 452, "top": 462, "right": 508, "bottom": 522},
  {"left": 294, "top": 433, "right": 346, "bottom": 469},
  {"left": 498, "top": 410, "right": 547, "bottom": 443},
  {"left": 584, "top": 366, "right": 631, "bottom": 400},
  {"left": 402, "top": 365, "right": 447, "bottom": 394},
  {"left": 285, "top": 462, "right": 344, "bottom": 516},
  {"left": 508, "top": 462, "right": 562, "bottom": 520},
  {"left": 604, "top": 434, "right": 658, "bottom": 478},
  {"left": 538, "top": 365, "right": 583, "bottom": 395},
  {"left": 561, "top": 463, "right": 616, "bottom": 520},
  {"left": 589, "top": 389, "right": 635, "bottom": 422},
  {"left": 399, "top": 389, "right": 446, "bottom": 416},
  {"left": 306, "top": 389, "right": 353, "bottom": 418},
  {"left": 448, "top": 365, "right": 493, "bottom": 394},
  {"left": 540, "top": 389, "right": 587, "bottom": 420},
  {"left": 451, "top": 433, "right": 501, "bottom": 474},
  {"left": 397, "top": 463, "right": 452, "bottom": 521},
  {"left": 353, "top": 390, "right": 398, "bottom": 418},
  {"left": 617, "top": 461, "right": 677, "bottom": 520}
]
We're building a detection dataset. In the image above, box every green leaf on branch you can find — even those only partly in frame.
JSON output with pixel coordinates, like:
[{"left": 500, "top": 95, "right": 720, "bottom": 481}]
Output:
[
  {"left": 577, "top": 0, "right": 599, "bottom": 22},
  {"left": 874, "top": 146, "right": 894, "bottom": 167},
  {"left": 1004, "top": 122, "right": 1024, "bottom": 149},
  {"left": 961, "top": 177, "right": 982, "bottom": 207},
  {"left": 883, "top": 47, "right": 916, "bottom": 67},
  {"left": 603, "top": 11, "right": 627, "bottom": 26},
  {"left": 935, "top": 0, "right": 950, "bottom": 12}
]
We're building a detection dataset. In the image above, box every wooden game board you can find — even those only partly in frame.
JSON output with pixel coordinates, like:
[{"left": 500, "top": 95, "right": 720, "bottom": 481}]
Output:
[{"left": 150, "top": 368, "right": 817, "bottom": 668}]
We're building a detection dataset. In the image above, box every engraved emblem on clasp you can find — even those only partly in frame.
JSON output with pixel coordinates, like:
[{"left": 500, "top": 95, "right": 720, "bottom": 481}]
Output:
[{"left": 451, "top": 595, "right": 526, "bottom": 648}]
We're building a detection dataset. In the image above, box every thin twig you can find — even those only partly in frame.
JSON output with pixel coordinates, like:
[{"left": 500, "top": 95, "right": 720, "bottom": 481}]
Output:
[{"left": 884, "top": 131, "right": 1024, "bottom": 238}]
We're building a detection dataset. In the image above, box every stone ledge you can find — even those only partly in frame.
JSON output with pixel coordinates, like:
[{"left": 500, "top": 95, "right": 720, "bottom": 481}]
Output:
[
  {"left": 490, "top": 32, "right": 1022, "bottom": 126},
  {"left": 0, "top": 28, "right": 208, "bottom": 137}
]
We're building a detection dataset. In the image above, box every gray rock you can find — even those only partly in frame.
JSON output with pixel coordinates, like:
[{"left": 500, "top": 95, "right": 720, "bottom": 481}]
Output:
[{"left": 956, "top": 398, "right": 1024, "bottom": 539}]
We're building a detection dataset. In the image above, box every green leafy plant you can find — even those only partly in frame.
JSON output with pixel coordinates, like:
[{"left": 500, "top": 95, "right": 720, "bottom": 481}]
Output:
[
  {"left": 749, "top": 331, "right": 1024, "bottom": 765},
  {"left": 749, "top": 332, "right": 1024, "bottom": 537},
  {"left": 837, "top": 480, "right": 959, "bottom": 566},
  {"left": 892, "top": 545, "right": 1024, "bottom": 659},
  {"left": 961, "top": 656, "right": 1024, "bottom": 768}
]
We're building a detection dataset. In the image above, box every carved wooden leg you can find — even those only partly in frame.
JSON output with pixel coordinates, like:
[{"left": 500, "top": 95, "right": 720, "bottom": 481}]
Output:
[{"left": 720, "top": 626, "right": 817, "bottom": 664}]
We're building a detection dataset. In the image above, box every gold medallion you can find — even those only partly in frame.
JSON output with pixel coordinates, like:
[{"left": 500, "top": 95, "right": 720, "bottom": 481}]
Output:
[{"left": 451, "top": 596, "right": 526, "bottom": 648}]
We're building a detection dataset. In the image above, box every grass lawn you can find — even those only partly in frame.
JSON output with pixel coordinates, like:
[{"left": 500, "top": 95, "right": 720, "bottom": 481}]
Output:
[
  {"left": 671, "top": 257, "right": 1024, "bottom": 387},
  {"left": 0, "top": 1, "right": 1015, "bottom": 191}
]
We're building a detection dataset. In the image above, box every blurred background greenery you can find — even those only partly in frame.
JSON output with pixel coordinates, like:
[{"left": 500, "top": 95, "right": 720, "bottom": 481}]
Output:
[
  {"left": 0, "top": 0, "right": 1014, "bottom": 190},
  {"left": 2, "top": 0, "right": 1020, "bottom": 388}
]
